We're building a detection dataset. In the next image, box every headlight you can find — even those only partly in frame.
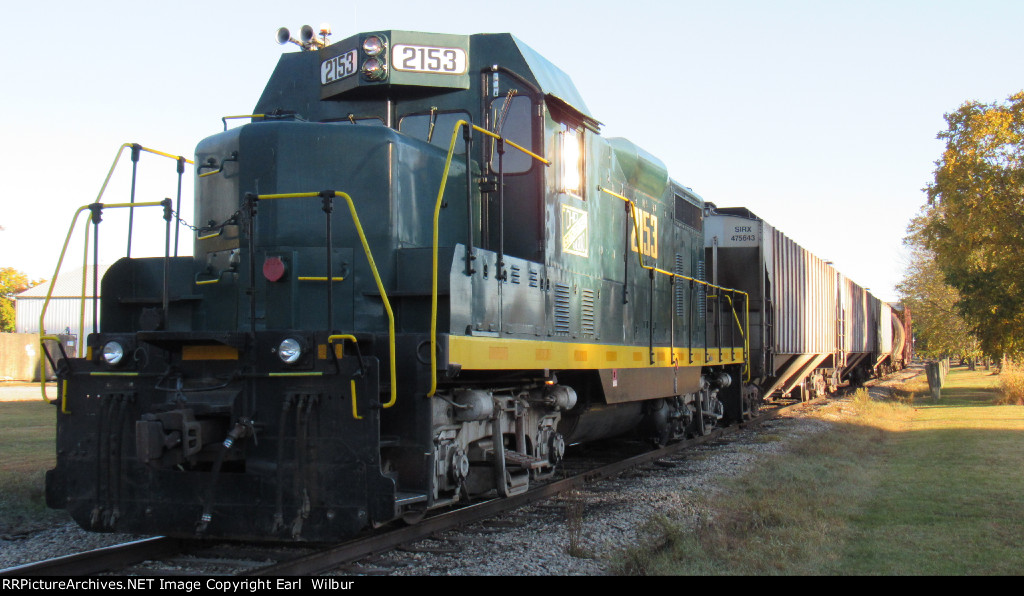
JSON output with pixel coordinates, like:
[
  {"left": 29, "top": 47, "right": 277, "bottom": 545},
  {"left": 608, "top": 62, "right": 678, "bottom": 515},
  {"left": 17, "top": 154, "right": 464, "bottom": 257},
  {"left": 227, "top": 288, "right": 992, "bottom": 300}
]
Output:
[
  {"left": 101, "top": 341, "right": 125, "bottom": 366},
  {"left": 362, "top": 57, "right": 387, "bottom": 81},
  {"left": 362, "top": 36, "right": 384, "bottom": 56},
  {"left": 278, "top": 338, "right": 303, "bottom": 364}
]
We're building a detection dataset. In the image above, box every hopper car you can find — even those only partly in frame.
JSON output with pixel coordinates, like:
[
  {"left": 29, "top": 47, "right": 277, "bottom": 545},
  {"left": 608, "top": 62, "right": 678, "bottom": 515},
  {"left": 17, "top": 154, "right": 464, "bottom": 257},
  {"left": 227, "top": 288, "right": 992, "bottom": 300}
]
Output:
[{"left": 704, "top": 206, "right": 912, "bottom": 403}]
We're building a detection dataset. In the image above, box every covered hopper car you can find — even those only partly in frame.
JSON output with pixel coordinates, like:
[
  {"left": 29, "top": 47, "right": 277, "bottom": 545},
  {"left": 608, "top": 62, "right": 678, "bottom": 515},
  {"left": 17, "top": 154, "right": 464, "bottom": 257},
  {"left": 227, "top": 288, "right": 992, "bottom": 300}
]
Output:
[{"left": 704, "top": 205, "right": 911, "bottom": 402}]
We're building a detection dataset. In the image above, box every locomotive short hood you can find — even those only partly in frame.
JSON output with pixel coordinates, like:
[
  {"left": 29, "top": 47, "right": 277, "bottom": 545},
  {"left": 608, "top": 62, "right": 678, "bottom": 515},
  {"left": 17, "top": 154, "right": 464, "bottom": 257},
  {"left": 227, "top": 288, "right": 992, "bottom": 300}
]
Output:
[{"left": 253, "top": 31, "right": 597, "bottom": 126}]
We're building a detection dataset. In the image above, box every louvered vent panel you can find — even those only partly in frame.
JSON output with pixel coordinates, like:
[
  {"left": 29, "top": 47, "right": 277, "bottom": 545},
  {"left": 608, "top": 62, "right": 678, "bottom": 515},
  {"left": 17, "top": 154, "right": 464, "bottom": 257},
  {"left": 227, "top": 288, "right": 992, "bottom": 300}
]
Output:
[
  {"left": 581, "top": 289, "right": 596, "bottom": 335},
  {"left": 697, "top": 260, "right": 706, "bottom": 321},
  {"left": 675, "top": 254, "right": 687, "bottom": 317},
  {"left": 554, "top": 283, "right": 571, "bottom": 335}
]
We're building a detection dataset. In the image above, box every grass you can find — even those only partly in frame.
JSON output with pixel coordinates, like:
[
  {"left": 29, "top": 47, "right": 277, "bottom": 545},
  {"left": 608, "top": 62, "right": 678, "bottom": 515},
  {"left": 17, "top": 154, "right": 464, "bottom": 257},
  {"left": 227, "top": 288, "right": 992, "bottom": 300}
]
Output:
[
  {"left": 997, "top": 359, "right": 1024, "bottom": 405},
  {"left": 616, "top": 366, "right": 1024, "bottom": 575},
  {"left": 0, "top": 400, "right": 66, "bottom": 535}
]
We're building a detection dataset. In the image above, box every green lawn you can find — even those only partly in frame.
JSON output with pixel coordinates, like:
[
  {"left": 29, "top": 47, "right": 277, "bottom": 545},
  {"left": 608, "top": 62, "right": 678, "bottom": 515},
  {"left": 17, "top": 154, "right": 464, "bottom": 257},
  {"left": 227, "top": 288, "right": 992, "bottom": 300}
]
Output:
[
  {"left": 618, "top": 366, "right": 1024, "bottom": 575},
  {"left": 839, "top": 369, "right": 1024, "bottom": 575},
  {"left": 0, "top": 400, "right": 64, "bottom": 534}
]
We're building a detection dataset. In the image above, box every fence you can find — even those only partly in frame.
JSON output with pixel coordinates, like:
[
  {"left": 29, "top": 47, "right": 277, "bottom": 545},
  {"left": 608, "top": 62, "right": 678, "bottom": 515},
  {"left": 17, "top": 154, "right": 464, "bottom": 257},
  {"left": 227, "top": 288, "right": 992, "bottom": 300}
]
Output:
[
  {"left": 0, "top": 333, "right": 75, "bottom": 381},
  {"left": 925, "top": 358, "right": 950, "bottom": 400}
]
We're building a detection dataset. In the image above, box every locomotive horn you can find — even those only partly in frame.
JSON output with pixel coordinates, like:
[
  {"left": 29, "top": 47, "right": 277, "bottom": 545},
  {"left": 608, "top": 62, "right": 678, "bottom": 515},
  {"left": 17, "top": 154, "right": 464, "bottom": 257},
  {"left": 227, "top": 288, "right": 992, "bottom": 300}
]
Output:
[
  {"left": 300, "top": 24, "right": 326, "bottom": 49},
  {"left": 277, "top": 25, "right": 325, "bottom": 51},
  {"left": 276, "top": 27, "right": 297, "bottom": 46}
]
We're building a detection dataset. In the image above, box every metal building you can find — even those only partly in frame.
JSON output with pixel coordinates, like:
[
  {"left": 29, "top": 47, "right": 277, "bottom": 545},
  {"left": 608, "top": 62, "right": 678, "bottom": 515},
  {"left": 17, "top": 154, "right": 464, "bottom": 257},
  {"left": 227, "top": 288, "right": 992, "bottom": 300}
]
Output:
[{"left": 14, "top": 264, "right": 110, "bottom": 357}]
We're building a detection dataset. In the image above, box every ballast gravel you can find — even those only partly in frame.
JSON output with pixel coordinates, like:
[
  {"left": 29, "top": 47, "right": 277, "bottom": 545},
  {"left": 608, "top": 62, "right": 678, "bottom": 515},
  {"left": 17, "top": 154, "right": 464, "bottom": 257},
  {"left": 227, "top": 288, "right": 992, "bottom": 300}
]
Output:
[{"left": 347, "top": 412, "right": 837, "bottom": 576}]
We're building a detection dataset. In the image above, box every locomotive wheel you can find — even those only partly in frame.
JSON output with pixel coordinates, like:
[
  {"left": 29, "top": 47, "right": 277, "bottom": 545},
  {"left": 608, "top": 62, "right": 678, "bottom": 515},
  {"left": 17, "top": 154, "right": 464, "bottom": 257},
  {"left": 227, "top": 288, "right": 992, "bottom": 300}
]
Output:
[{"left": 401, "top": 507, "right": 427, "bottom": 525}]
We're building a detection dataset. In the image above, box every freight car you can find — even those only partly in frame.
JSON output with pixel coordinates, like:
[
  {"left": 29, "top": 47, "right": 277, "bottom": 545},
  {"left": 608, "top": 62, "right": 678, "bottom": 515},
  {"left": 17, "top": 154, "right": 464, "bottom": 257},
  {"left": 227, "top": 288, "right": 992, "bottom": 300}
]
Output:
[
  {"left": 704, "top": 205, "right": 911, "bottom": 402},
  {"left": 42, "top": 29, "right": 752, "bottom": 542}
]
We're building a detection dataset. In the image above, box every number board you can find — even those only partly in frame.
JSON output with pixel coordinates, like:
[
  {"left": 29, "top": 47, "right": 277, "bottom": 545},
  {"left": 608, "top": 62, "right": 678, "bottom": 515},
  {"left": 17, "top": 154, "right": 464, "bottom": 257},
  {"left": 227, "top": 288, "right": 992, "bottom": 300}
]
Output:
[
  {"left": 321, "top": 49, "right": 358, "bottom": 85},
  {"left": 392, "top": 44, "right": 467, "bottom": 75},
  {"left": 318, "top": 32, "right": 471, "bottom": 100}
]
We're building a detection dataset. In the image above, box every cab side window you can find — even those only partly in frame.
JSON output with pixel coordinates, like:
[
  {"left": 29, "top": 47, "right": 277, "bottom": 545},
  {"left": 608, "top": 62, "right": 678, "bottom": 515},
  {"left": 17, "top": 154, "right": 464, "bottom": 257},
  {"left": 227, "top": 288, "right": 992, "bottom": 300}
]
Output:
[
  {"left": 489, "top": 94, "right": 533, "bottom": 174},
  {"left": 559, "top": 125, "right": 583, "bottom": 196}
]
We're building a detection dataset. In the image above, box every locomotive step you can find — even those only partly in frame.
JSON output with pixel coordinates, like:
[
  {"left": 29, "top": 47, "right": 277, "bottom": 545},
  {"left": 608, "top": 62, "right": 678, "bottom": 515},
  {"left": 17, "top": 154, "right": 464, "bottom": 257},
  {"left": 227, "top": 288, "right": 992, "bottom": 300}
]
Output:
[{"left": 394, "top": 491, "right": 429, "bottom": 506}]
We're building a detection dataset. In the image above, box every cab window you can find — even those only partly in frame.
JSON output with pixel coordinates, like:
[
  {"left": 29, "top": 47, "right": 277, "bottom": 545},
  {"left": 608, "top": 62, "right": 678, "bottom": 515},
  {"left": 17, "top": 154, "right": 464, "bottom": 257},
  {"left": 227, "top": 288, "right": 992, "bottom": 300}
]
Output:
[
  {"left": 489, "top": 94, "right": 533, "bottom": 174},
  {"left": 399, "top": 110, "right": 471, "bottom": 154},
  {"left": 559, "top": 125, "right": 583, "bottom": 196}
]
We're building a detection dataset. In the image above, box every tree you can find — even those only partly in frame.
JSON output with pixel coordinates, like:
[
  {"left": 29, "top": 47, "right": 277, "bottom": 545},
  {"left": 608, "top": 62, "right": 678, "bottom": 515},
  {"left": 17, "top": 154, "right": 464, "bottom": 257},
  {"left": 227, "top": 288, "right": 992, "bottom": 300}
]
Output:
[
  {"left": 918, "top": 92, "right": 1024, "bottom": 356},
  {"left": 897, "top": 231, "right": 980, "bottom": 360},
  {"left": 0, "top": 267, "right": 42, "bottom": 333}
]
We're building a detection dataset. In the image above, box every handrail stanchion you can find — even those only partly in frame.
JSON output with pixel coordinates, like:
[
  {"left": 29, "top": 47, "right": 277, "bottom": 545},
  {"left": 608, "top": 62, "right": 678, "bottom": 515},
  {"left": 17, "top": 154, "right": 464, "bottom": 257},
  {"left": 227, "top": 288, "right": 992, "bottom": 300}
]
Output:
[
  {"left": 174, "top": 157, "right": 186, "bottom": 256},
  {"left": 162, "top": 199, "right": 172, "bottom": 319},
  {"left": 463, "top": 124, "right": 476, "bottom": 276},
  {"left": 322, "top": 192, "right": 335, "bottom": 333},
  {"left": 126, "top": 144, "right": 141, "bottom": 258},
  {"left": 89, "top": 203, "right": 102, "bottom": 338}
]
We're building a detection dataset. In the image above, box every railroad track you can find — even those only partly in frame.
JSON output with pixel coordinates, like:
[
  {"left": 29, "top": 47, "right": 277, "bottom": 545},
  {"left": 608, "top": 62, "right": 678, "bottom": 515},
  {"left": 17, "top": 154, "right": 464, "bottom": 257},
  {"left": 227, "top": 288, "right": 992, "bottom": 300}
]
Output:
[{"left": 1, "top": 395, "right": 832, "bottom": 577}]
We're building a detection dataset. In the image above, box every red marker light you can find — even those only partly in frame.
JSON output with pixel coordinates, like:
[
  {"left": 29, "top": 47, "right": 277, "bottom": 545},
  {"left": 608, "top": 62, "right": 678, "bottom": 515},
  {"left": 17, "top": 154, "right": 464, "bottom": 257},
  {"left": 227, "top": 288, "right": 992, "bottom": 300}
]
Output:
[{"left": 263, "top": 256, "right": 287, "bottom": 282}]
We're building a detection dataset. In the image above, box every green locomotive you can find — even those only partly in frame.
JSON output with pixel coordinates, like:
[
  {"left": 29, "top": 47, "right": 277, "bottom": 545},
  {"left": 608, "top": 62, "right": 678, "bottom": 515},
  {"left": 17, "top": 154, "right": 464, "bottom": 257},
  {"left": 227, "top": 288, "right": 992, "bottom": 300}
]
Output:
[{"left": 44, "top": 30, "right": 748, "bottom": 541}]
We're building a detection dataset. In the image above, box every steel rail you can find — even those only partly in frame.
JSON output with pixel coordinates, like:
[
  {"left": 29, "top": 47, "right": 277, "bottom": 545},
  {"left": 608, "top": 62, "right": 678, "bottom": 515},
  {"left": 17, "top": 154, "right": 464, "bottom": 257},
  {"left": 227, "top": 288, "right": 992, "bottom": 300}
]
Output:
[{"left": 0, "top": 537, "right": 184, "bottom": 577}]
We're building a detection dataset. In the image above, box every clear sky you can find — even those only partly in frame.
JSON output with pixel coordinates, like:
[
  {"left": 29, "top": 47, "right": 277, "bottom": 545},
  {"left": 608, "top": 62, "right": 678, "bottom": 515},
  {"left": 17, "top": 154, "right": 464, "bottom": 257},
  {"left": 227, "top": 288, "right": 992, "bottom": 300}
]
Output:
[{"left": 2, "top": 0, "right": 1023, "bottom": 303}]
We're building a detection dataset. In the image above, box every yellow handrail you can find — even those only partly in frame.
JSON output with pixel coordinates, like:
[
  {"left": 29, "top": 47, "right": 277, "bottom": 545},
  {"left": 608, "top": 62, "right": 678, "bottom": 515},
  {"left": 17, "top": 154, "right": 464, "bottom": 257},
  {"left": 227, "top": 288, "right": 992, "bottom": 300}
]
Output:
[
  {"left": 38, "top": 335, "right": 69, "bottom": 411},
  {"left": 599, "top": 186, "right": 751, "bottom": 382},
  {"left": 39, "top": 199, "right": 176, "bottom": 400},
  {"left": 94, "top": 144, "right": 193, "bottom": 207},
  {"left": 328, "top": 335, "right": 364, "bottom": 420},
  {"left": 721, "top": 293, "right": 752, "bottom": 381},
  {"left": 429, "top": 120, "right": 550, "bottom": 397},
  {"left": 258, "top": 192, "right": 397, "bottom": 409},
  {"left": 39, "top": 142, "right": 194, "bottom": 398},
  {"left": 350, "top": 380, "right": 362, "bottom": 420}
]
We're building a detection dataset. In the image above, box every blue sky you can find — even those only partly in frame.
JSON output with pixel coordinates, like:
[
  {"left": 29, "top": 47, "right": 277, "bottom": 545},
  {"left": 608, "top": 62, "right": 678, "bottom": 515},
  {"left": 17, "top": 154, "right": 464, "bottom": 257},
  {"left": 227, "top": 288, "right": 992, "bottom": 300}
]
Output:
[{"left": 2, "top": 0, "right": 1023, "bottom": 302}]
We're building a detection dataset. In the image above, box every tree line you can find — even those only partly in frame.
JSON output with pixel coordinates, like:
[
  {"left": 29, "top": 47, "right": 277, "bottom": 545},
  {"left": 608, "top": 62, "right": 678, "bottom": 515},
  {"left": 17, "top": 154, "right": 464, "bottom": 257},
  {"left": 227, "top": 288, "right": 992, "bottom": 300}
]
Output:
[
  {"left": 0, "top": 267, "right": 43, "bottom": 333},
  {"left": 901, "top": 92, "right": 1024, "bottom": 360}
]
